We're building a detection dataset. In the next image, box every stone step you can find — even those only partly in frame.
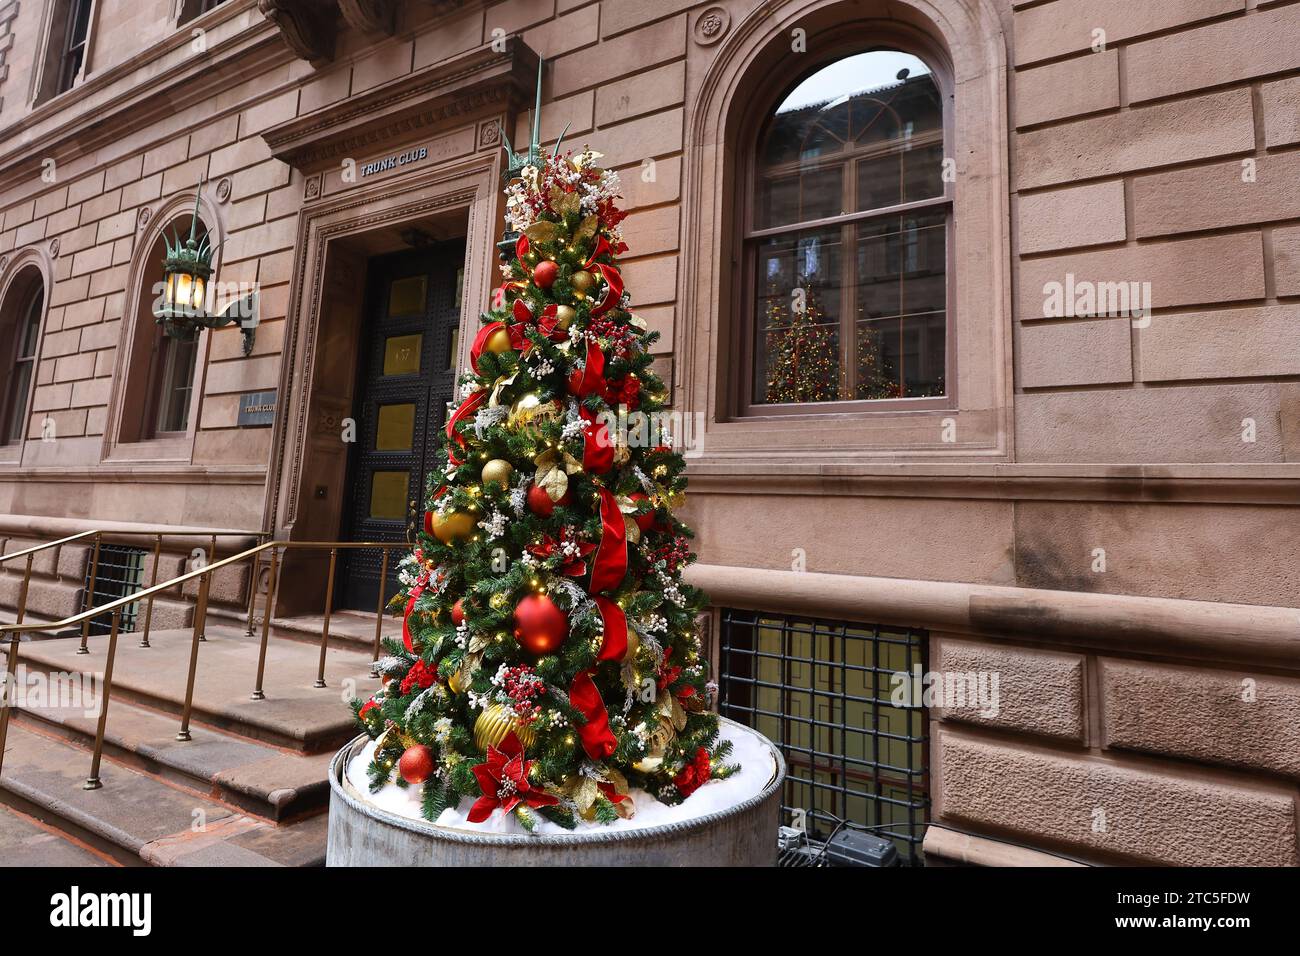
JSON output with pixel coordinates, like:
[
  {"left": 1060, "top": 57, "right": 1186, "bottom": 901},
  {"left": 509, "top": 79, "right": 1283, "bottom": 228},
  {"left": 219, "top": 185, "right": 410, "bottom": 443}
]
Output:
[
  {"left": 0, "top": 722, "right": 327, "bottom": 866},
  {"left": 0, "top": 801, "right": 116, "bottom": 867},
  {"left": 10, "top": 623, "right": 381, "bottom": 754},
  {"left": 12, "top": 695, "right": 333, "bottom": 822},
  {"left": 269, "top": 609, "right": 395, "bottom": 654}
]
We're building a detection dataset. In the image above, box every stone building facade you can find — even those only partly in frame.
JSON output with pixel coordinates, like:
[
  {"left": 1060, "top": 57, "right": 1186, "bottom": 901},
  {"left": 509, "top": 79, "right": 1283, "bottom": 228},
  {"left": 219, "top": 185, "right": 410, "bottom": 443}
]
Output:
[{"left": 0, "top": 0, "right": 1298, "bottom": 866}]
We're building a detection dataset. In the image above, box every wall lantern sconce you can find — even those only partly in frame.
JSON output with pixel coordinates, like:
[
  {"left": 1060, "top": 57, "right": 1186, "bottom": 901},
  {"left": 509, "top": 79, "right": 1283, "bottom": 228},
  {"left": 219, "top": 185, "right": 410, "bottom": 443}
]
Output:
[{"left": 154, "top": 186, "right": 258, "bottom": 356}]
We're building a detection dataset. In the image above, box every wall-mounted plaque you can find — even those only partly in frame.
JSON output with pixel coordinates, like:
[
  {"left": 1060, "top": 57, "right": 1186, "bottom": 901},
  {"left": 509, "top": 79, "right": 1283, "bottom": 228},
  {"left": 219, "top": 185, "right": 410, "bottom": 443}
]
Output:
[{"left": 238, "top": 390, "right": 278, "bottom": 427}]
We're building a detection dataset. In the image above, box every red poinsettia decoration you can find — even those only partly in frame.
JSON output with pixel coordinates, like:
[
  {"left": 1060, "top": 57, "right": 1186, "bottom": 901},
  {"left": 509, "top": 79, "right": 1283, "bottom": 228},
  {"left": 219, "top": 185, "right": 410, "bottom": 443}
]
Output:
[
  {"left": 527, "top": 531, "right": 595, "bottom": 577},
  {"left": 673, "top": 747, "right": 712, "bottom": 798},
  {"left": 399, "top": 659, "right": 436, "bottom": 696},
  {"left": 468, "top": 731, "right": 560, "bottom": 823},
  {"left": 601, "top": 374, "right": 641, "bottom": 410},
  {"left": 359, "top": 699, "right": 379, "bottom": 720}
]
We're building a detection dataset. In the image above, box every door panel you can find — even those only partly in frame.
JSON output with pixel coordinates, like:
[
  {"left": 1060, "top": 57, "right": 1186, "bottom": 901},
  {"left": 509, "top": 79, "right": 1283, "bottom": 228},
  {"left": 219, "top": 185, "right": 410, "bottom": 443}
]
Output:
[{"left": 339, "top": 242, "right": 464, "bottom": 610}]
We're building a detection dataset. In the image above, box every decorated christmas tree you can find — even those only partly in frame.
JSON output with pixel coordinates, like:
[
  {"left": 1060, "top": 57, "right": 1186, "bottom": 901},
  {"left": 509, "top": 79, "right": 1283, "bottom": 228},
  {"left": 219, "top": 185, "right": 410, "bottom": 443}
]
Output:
[
  {"left": 763, "top": 280, "right": 839, "bottom": 404},
  {"left": 350, "top": 143, "right": 736, "bottom": 830}
]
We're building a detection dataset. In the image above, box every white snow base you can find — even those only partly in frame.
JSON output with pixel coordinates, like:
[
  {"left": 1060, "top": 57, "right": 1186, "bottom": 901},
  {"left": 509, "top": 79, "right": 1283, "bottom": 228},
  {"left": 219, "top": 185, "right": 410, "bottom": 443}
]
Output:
[{"left": 345, "top": 721, "right": 775, "bottom": 835}]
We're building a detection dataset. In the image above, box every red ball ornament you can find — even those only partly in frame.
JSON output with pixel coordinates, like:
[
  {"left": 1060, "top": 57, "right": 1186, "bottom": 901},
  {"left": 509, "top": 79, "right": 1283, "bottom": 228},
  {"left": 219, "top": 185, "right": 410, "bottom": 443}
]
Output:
[
  {"left": 628, "top": 492, "right": 655, "bottom": 532},
  {"left": 398, "top": 744, "right": 435, "bottom": 784},
  {"left": 513, "top": 593, "right": 568, "bottom": 656},
  {"left": 533, "top": 260, "right": 558, "bottom": 289},
  {"left": 526, "top": 482, "right": 571, "bottom": 517},
  {"left": 451, "top": 599, "right": 465, "bottom": 627}
]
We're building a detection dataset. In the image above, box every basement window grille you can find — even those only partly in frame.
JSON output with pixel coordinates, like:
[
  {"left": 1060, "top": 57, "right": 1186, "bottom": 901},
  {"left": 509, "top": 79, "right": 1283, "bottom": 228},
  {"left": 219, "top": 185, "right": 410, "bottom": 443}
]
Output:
[
  {"left": 83, "top": 544, "right": 147, "bottom": 635},
  {"left": 717, "top": 608, "right": 929, "bottom": 865}
]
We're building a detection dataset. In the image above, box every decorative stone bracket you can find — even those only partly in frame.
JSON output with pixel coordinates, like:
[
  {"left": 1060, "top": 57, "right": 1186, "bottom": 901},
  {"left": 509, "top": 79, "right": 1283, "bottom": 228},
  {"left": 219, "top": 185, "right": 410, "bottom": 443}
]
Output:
[{"left": 258, "top": 0, "right": 472, "bottom": 63}]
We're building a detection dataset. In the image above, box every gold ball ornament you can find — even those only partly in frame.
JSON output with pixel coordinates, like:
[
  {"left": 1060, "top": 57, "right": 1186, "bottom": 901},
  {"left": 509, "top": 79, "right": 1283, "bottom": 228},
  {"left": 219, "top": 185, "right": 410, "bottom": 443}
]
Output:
[
  {"left": 623, "top": 626, "right": 640, "bottom": 663},
  {"left": 571, "top": 270, "right": 596, "bottom": 292},
  {"left": 553, "top": 304, "right": 577, "bottom": 329},
  {"left": 474, "top": 703, "right": 537, "bottom": 752},
  {"left": 430, "top": 507, "right": 480, "bottom": 544},
  {"left": 481, "top": 458, "right": 514, "bottom": 487},
  {"left": 484, "top": 326, "right": 514, "bottom": 354}
]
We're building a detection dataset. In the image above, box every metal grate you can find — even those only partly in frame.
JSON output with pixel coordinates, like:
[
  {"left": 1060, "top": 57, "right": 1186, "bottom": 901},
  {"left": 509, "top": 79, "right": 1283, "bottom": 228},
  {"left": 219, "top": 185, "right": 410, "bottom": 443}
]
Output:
[
  {"left": 83, "top": 544, "right": 147, "bottom": 635},
  {"left": 718, "top": 608, "right": 929, "bottom": 865}
]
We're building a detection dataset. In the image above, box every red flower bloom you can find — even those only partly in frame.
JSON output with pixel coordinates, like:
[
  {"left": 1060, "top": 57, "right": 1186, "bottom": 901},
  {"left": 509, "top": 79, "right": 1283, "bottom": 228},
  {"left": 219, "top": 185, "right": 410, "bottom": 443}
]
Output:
[
  {"left": 601, "top": 375, "right": 641, "bottom": 409},
  {"left": 359, "top": 699, "right": 378, "bottom": 720},
  {"left": 673, "top": 747, "right": 712, "bottom": 798},
  {"left": 399, "top": 659, "right": 436, "bottom": 696},
  {"left": 468, "top": 732, "right": 560, "bottom": 823},
  {"left": 527, "top": 532, "right": 595, "bottom": 577}
]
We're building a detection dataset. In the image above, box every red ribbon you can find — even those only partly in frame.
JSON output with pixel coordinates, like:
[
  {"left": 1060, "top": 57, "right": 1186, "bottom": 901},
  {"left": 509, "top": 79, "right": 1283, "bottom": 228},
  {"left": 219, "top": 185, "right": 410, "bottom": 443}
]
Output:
[
  {"left": 589, "top": 263, "right": 623, "bottom": 317},
  {"left": 446, "top": 390, "right": 487, "bottom": 466},
  {"left": 570, "top": 670, "right": 616, "bottom": 761},
  {"left": 402, "top": 583, "right": 426, "bottom": 652},
  {"left": 470, "top": 323, "right": 506, "bottom": 373},
  {"left": 582, "top": 236, "right": 611, "bottom": 270},
  {"left": 516, "top": 233, "right": 530, "bottom": 262},
  {"left": 593, "top": 596, "right": 628, "bottom": 662},
  {"left": 581, "top": 407, "right": 615, "bottom": 475},
  {"left": 589, "top": 487, "right": 627, "bottom": 593},
  {"left": 567, "top": 340, "right": 606, "bottom": 397}
]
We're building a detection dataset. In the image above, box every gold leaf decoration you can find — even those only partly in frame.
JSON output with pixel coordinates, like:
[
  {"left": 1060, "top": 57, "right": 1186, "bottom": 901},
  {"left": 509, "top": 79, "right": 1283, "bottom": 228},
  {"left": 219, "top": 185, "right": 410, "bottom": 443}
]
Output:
[
  {"left": 555, "top": 191, "right": 581, "bottom": 218},
  {"left": 524, "top": 220, "right": 560, "bottom": 244},
  {"left": 574, "top": 214, "right": 599, "bottom": 244}
]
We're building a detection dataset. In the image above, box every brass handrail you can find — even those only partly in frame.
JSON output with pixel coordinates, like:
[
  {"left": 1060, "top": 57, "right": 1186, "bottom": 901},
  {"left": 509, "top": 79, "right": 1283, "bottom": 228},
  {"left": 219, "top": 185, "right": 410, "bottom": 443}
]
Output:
[
  {"left": 1, "top": 527, "right": 269, "bottom": 656},
  {"left": 0, "top": 537, "right": 406, "bottom": 789}
]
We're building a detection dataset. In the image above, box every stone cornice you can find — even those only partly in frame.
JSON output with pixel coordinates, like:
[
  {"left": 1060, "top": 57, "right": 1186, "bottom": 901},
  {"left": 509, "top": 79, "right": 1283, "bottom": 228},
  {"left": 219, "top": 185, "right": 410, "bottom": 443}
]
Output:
[
  {"left": 261, "top": 37, "right": 538, "bottom": 171},
  {"left": 0, "top": 2, "right": 288, "bottom": 182},
  {"left": 684, "top": 462, "right": 1300, "bottom": 506},
  {"left": 685, "top": 564, "right": 1300, "bottom": 668}
]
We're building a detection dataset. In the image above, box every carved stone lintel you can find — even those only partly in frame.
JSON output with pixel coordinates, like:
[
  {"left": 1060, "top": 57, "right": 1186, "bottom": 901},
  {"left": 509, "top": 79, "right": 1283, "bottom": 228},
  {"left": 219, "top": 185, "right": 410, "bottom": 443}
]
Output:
[
  {"left": 258, "top": 0, "right": 336, "bottom": 62},
  {"left": 337, "top": 0, "right": 394, "bottom": 35}
]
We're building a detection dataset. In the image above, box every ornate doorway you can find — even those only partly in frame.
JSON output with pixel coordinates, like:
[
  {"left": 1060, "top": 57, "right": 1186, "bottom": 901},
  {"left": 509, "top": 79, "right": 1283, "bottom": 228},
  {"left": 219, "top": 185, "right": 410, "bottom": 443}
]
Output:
[{"left": 338, "top": 241, "right": 464, "bottom": 609}]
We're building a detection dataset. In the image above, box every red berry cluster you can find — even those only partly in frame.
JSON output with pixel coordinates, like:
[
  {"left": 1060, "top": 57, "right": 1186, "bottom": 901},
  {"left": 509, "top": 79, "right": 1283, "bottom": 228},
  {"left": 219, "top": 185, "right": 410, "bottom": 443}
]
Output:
[
  {"left": 587, "top": 315, "right": 639, "bottom": 360},
  {"left": 647, "top": 535, "right": 690, "bottom": 574},
  {"left": 498, "top": 665, "right": 545, "bottom": 724}
]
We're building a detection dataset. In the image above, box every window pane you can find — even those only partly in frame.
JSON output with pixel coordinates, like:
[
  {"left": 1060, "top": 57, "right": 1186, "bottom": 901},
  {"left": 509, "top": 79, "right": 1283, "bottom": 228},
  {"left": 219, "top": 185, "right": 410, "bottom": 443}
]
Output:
[
  {"left": 753, "top": 227, "right": 842, "bottom": 405},
  {"left": 757, "top": 51, "right": 941, "bottom": 228},
  {"left": 20, "top": 293, "right": 43, "bottom": 357},
  {"left": 5, "top": 361, "right": 33, "bottom": 443},
  {"left": 375, "top": 403, "right": 416, "bottom": 451},
  {"left": 854, "top": 211, "right": 946, "bottom": 399},
  {"left": 382, "top": 333, "right": 422, "bottom": 376},
  {"left": 369, "top": 471, "right": 409, "bottom": 520},
  {"left": 157, "top": 336, "right": 199, "bottom": 433},
  {"left": 388, "top": 276, "right": 426, "bottom": 316}
]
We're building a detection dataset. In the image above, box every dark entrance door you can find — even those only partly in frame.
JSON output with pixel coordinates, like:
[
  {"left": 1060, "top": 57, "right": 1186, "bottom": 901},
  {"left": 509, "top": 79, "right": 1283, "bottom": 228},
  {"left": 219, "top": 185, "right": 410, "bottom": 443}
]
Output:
[{"left": 339, "top": 241, "right": 464, "bottom": 610}]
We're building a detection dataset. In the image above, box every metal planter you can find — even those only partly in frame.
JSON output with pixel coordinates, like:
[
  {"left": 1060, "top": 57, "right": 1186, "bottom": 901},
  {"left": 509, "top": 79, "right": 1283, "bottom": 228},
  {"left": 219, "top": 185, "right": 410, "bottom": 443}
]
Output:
[{"left": 326, "top": 717, "right": 785, "bottom": 866}]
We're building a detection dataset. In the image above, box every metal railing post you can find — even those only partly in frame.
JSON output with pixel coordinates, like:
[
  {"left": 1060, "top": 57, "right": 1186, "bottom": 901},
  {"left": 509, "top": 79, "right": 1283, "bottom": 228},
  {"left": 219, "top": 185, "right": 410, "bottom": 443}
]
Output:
[
  {"left": 78, "top": 533, "right": 102, "bottom": 654},
  {"left": 0, "top": 635, "right": 19, "bottom": 781},
  {"left": 140, "top": 534, "right": 162, "bottom": 648},
  {"left": 176, "top": 575, "right": 210, "bottom": 741},
  {"left": 84, "top": 609, "right": 121, "bottom": 791},
  {"left": 16, "top": 554, "right": 33, "bottom": 625},
  {"left": 251, "top": 546, "right": 278, "bottom": 701},
  {"left": 245, "top": 550, "right": 261, "bottom": 637},
  {"left": 314, "top": 548, "right": 338, "bottom": 688},
  {"left": 371, "top": 548, "right": 390, "bottom": 675}
]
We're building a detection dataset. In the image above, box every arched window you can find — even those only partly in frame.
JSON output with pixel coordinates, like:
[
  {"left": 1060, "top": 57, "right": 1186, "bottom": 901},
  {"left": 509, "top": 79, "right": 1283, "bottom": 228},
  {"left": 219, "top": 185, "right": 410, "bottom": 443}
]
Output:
[
  {"left": 1, "top": 273, "right": 45, "bottom": 445},
  {"left": 117, "top": 217, "right": 208, "bottom": 443},
  {"left": 746, "top": 50, "right": 950, "bottom": 409}
]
